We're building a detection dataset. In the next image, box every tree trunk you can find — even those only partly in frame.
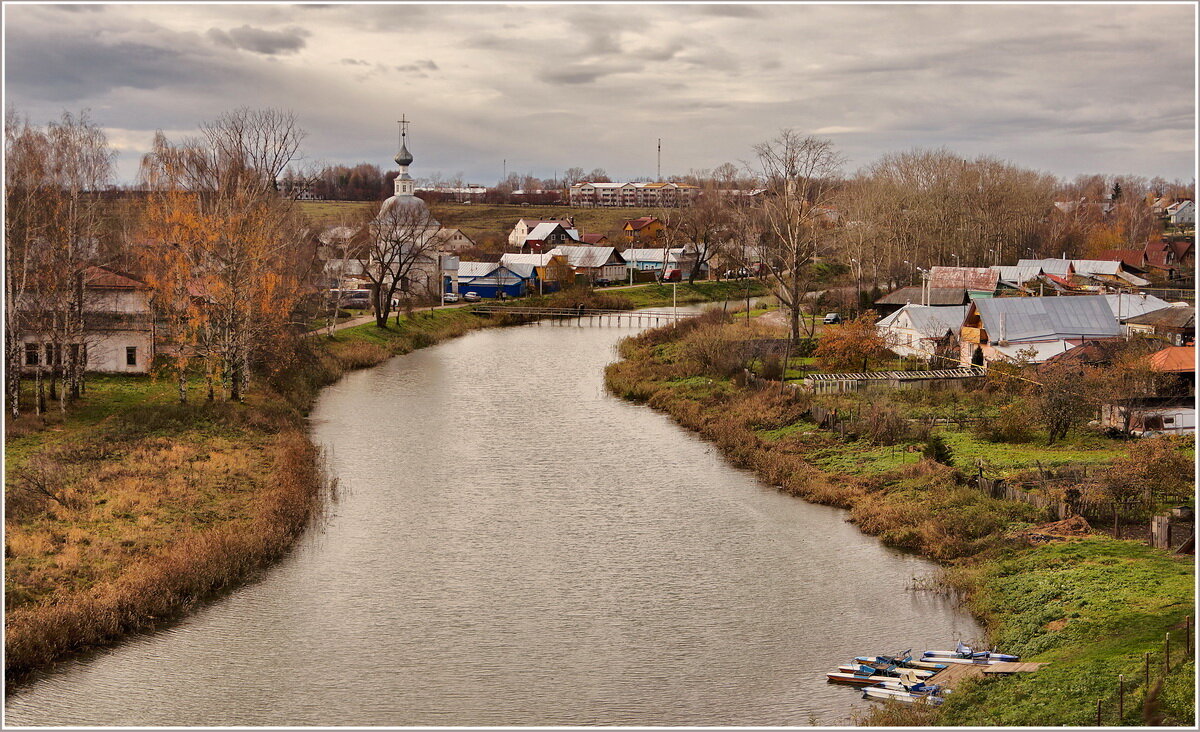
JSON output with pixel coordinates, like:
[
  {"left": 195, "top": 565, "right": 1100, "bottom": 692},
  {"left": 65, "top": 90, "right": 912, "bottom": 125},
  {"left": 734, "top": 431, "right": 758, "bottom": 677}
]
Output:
[{"left": 178, "top": 361, "right": 188, "bottom": 404}]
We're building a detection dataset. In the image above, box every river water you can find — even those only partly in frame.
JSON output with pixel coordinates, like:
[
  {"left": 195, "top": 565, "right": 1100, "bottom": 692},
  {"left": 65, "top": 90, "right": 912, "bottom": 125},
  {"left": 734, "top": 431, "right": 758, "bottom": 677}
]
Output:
[{"left": 5, "top": 308, "right": 979, "bottom": 727}]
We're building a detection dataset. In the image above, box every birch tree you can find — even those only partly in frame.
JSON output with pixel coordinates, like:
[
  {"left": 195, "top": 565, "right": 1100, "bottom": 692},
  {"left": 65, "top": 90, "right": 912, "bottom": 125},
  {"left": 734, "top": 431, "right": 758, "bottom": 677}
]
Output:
[{"left": 749, "top": 130, "right": 845, "bottom": 340}]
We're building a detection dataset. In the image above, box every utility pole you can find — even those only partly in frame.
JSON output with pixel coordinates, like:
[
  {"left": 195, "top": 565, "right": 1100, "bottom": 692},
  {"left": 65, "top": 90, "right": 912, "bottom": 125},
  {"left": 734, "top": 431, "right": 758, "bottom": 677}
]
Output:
[{"left": 657, "top": 138, "right": 662, "bottom": 181}]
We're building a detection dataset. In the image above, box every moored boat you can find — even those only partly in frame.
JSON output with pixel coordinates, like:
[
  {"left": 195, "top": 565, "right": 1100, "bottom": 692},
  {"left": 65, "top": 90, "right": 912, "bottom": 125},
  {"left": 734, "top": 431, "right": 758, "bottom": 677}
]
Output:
[
  {"left": 861, "top": 685, "right": 944, "bottom": 705},
  {"left": 827, "top": 671, "right": 910, "bottom": 687},
  {"left": 838, "top": 664, "right": 934, "bottom": 678},
  {"left": 855, "top": 655, "right": 947, "bottom": 671}
]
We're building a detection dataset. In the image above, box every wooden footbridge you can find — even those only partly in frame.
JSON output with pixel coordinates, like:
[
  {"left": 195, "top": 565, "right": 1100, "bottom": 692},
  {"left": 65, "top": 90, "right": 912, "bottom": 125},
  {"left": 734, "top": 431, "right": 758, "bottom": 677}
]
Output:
[
  {"left": 803, "top": 367, "right": 984, "bottom": 393},
  {"left": 471, "top": 305, "right": 689, "bottom": 326}
]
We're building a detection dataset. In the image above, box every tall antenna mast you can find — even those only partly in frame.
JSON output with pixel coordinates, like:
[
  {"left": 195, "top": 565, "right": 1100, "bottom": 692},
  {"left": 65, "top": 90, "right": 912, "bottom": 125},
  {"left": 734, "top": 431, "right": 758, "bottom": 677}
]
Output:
[
  {"left": 503, "top": 158, "right": 507, "bottom": 181},
  {"left": 657, "top": 138, "right": 662, "bottom": 181}
]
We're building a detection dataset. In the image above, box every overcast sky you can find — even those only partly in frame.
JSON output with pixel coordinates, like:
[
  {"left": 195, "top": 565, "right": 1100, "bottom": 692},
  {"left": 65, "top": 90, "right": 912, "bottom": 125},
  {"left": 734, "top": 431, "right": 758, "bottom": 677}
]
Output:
[{"left": 4, "top": 2, "right": 1196, "bottom": 185}]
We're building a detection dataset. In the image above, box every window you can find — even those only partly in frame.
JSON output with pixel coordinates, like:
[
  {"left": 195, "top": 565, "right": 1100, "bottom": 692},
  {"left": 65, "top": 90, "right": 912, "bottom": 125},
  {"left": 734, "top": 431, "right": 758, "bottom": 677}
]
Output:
[
  {"left": 45, "top": 343, "right": 63, "bottom": 366},
  {"left": 126, "top": 346, "right": 138, "bottom": 366},
  {"left": 25, "top": 343, "right": 39, "bottom": 366},
  {"left": 1164, "top": 417, "right": 1176, "bottom": 425}
]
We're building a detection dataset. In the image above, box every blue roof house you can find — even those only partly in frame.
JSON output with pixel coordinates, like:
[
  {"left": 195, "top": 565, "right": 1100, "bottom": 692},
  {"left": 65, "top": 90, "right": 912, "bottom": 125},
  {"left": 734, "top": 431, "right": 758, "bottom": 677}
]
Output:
[{"left": 455, "top": 261, "right": 536, "bottom": 298}]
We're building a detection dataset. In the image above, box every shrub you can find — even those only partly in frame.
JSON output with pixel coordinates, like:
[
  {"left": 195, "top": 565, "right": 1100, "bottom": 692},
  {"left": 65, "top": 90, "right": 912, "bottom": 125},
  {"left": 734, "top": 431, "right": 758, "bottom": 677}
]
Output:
[
  {"left": 851, "top": 404, "right": 911, "bottom": 445},
  {"left": 923, "top": 434, "right": 954, "bottom": 465},
  {"left": 973, "top": 403, "right": 1037, "bottom": 443},
  {"left": 759, "top": 353, "right": 785, "bottom": 381}
]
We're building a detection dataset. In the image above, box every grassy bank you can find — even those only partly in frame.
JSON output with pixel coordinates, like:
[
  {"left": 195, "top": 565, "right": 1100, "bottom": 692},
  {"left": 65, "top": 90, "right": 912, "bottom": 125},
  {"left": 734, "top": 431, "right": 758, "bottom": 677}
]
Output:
[
  {"left": 4, "top": 280, "right": 756, "bottom": 680},
  {"left": 603, "top": 311, "right": 1195, "bottom": 726},
  {"left": 4, "top": 379, "right": 324, "bottom": 679}
]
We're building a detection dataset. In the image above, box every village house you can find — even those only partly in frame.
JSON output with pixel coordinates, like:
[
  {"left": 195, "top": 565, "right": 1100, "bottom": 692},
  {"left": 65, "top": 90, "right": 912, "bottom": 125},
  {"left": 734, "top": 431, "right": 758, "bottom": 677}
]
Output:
[
  {"left": 927, "top": 266, "right": 999, "bottom": 298},
  {"left": 959, "top": 295, "right": 1121, "bottom": 366},
  {"left": 520, "top": 222, "right": 583, "bottom": 253},
  {"left": 622, "top": 246, "right": 705, "bottom": 281},
  {"left": 548, "top": 245, "right": 627, "bottom": 283},
  {"left": 1165, "top": 200, "right": 1195, "bottom": 227},
  {"left": 620, "top": 216, "right": 664, "bottom": 244},
  {"left": 873, "top": 286, "right": 970, "bottom": 316},
  {"left": 507, "top": 217, "right": 575, "bottom": 249},
  {"left": 874, "top": 304, "right": 969, "bottom": 361},
  {"left": 499, "top": 252, "right": 571, "bottom": 294},
  {"left": 433, "top": 228, "right": 476, "bottom": 252},
  {"left": 1123, "top": 305, "right": 1196, "bottom": 346},
  {"left": 1100, "top": 345, "right": 1196, "bottom": 436},
  {"left": 21, "top": 266, "right": 156, "bottom": 374},
  {"left": 580, "top": 233, "right": 609, "bottom": 245},
  {"left": 454, "top": 261, "right": 536, "bottom": 299}
]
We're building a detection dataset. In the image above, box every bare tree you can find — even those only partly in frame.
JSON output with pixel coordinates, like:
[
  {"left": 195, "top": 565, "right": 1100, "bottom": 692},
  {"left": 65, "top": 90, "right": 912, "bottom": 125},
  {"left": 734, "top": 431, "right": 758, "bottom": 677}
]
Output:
[
  {"left": 344, "top": 200, "right": 442, "bottom": 327},
  {"left": 673, "top": 184, "right": 734, "bottom": 283},
  {"left": 4, "top": 110, "right": 114, "bottom": 416},
  {"left": 199, "top": 107, "right": 305, "bottom": 193},
  {"left": 749, "top": 130, "right": 845, "bottom": 340}
]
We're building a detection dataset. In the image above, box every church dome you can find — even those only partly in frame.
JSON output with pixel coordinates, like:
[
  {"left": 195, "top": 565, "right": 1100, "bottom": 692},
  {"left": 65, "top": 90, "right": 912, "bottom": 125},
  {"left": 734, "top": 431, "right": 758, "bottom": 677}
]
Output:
[{"left": 395, "top": 143, "right": 413, "bottom": 167}]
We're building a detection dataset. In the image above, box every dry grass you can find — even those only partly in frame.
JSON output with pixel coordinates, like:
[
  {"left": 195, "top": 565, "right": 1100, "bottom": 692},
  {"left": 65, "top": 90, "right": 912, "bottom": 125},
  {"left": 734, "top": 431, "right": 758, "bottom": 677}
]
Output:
[{"left": 5, "top": 427, "right": 326, "bottom": 678}]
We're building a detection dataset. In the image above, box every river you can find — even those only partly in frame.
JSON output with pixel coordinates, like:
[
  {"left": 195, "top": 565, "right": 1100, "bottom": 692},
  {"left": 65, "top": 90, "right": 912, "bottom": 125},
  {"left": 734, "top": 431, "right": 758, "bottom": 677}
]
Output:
[{"left": 5, "top": 307, "right": 979, "bottom": 727}]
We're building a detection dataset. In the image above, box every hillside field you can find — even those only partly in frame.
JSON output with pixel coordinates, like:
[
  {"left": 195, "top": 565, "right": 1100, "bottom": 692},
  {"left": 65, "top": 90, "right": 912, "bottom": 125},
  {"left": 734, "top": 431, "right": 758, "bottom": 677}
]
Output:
[{"left": 296, "top": 201, "right": 661, "bottom": 244}]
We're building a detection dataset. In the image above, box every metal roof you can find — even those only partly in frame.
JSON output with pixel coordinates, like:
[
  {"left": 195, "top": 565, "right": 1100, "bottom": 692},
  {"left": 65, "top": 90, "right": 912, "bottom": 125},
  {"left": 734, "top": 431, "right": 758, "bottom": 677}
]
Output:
[
  {"left": 1017, "top": 258, "right": 1073, "bottom": 276},
  {"left": 876, "top": 304, "right": 970, "bottom": 338},
  {"left": 525, "top": 222, "right": 577, "bottom": 241},
  {"left": 928, "top": 266, "right": 998, "bottom": 292},
  {"left": 458, "top": 261, "right": 499, "bottom": 278},
  {"left": 875, "top": 286, "right": 968, "bottom": 306},
  {"left": 990, "top": 265, "right": 1044, "bottom": 286},
  {"left": 501, "top": 253, "right": 557, "bottom": 267},
  {"left": 623, "top": 247, "right": 688, "bottom": 264},
  {"left": 549, "top": 246, "right": 624, "bottom": 269},
  {"left": 1124, "top": 305, "right": 1195, "bottom": 329},
  {"left": 1103, "top": 293, "right": 1172, "bottom": 321},
  {"left": 1149, "top": 346, "right": 1195, "bottom": 373},
  {"left": 972, "top": 295, "right": 1119, "bottom": 342}
]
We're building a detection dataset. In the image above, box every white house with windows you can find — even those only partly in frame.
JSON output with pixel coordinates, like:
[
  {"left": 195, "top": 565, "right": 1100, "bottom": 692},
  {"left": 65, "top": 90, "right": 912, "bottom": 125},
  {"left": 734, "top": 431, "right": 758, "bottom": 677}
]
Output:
[
  {"left": 20, "top": 266, "right": 155, "bottom": 374},
  {"left": 875, "top": 304, "right": 969, "bottom": 360}
]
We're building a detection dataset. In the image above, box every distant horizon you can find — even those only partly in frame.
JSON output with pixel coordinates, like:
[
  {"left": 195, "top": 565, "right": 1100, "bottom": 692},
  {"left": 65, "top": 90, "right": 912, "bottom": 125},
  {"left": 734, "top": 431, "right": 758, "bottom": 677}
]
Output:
[{"left": 5, "top": 3, "right": 1196, "bottom": 185}]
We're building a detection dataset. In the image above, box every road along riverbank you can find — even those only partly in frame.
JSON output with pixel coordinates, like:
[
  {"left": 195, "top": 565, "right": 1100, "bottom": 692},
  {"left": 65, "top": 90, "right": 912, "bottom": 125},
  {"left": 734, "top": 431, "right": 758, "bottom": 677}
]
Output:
[{"left": 602, "top": 310, "right": 1195, "bottom": 726}]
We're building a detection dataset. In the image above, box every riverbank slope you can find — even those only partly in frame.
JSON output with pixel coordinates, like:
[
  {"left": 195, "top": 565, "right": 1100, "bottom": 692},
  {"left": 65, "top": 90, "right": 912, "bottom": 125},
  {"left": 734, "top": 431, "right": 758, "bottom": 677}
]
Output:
[
  {"left": 603, "top": 310, "right": 1195, "bottom": 726},
  {"left": 4, "top": 281, "right": 762, "bottom": 682}
]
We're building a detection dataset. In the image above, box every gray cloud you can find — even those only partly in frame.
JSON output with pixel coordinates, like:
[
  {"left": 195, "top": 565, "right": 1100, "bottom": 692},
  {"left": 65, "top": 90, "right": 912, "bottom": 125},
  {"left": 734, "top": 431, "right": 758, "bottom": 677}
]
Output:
[
  {"left": 207, "top": 24, "right": 309, "bottom": 55},
  {"left": 395, "top": 59, "right": 438, "bottom": 73},
  {"left": 4, "top": 3, "right": 1193, "bottom": 184}
]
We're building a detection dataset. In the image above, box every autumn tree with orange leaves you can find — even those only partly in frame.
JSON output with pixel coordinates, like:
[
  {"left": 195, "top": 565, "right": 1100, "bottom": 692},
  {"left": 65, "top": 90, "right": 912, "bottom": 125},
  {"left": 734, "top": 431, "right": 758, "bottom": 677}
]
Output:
[{"left": 137, "top": 109, "right": 314, "bottom": 402}]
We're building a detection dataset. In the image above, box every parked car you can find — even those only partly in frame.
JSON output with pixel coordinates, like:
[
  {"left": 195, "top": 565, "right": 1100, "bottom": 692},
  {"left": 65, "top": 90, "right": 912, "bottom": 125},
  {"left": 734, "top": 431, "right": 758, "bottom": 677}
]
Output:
[
  {"left": 593, "top": 278, "right": 612, "bottom": 287},
  {"left": 443, "top": 292, "right": 461, "bottom": 303},
  {"left": 463, "top": 292, "right": 482, "bottom": 302},
  {"left": 823, "top": 312, "right": 843, "bottom": 325}
]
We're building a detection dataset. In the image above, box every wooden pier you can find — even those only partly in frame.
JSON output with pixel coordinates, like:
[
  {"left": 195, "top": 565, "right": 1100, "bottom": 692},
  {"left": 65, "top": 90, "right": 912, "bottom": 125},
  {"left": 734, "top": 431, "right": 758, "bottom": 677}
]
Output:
[{"left": 928, "top": 661, "right": 1048, "bottom": 690}]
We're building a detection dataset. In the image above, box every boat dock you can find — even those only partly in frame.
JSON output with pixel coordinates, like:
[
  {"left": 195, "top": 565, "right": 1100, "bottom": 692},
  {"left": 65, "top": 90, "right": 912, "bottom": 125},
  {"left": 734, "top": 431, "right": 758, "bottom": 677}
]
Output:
[{"left": 928, "top": 661, "right": 1049, "bottom": 690}]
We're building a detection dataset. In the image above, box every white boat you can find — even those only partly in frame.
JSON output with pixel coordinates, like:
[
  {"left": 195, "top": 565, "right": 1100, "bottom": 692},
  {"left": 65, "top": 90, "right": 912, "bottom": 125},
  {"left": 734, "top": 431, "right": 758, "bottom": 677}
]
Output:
[
  {"left": 855, "top": 655, "right": 947, "bottom": 671},
  {"left": 862, "top": 686, "right": 944, "bottom": 705},
  {"left": 924, "top": 655, "right": 1005, "bottom": 665},
  {"left": 827, "top": 671, "right": 910, "bottom": 686},
  {"left": 838, "top": 664, "right": 934, "bottom": 678},
  {"left": 872, "top": 678, "right": 943, "bottom": 693},
  {"left": 923, "top": 643, "right": 1019, "bottom": 662}
]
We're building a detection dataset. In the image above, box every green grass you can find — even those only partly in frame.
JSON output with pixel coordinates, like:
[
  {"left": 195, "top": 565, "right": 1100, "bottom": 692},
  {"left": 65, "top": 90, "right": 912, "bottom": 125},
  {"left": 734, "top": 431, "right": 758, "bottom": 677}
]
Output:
[
  {"left": 938, "top": 428, "right": 1126, "bottom": 475},
  {"left": 938, "top": 538, "right": 1194, "bottom": 726},
  {"left": 619, "top": 280, "right": 768, "bottom": 309}
]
